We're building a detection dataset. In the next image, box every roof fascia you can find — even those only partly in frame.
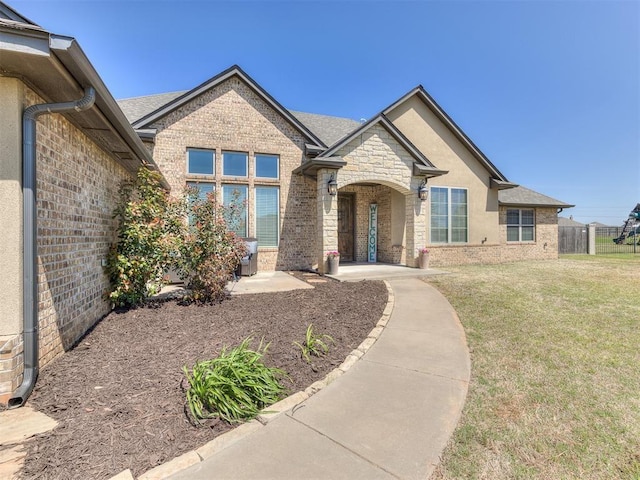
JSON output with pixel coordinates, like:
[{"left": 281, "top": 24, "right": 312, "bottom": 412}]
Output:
[
  {"left": 318, "top": 113, "right": 436, "bottom": 168},
  {"left": 0, "top": 2, "right": 39, "bottom": 25},
  {"left": 132, "top": 65, "right": 326, "bottom": 148},
  {"left": 383, "top": 86, "right": 510, "bottom": 182},
  {"left": 48, "top": 34, "right": 169, "bottom": 189},
  {"left": 499, "top": 201, "right": 575, "bottom": 209}
]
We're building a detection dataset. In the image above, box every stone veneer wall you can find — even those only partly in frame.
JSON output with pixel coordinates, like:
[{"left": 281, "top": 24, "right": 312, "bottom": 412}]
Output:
[
  {"left": 148, "top": 77, "right": 315, "bottom": 271},
  {"left": 339, "top": 185, "right": 393, "bottom": 263}
]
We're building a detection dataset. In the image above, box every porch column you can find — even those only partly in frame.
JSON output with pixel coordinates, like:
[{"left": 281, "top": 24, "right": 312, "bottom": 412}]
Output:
[
  {"left": 405, "top": 187, "right": 427, "bottom": 267},
  {"left": 316, "top": 169, "right": 338, "bottom": 274}
]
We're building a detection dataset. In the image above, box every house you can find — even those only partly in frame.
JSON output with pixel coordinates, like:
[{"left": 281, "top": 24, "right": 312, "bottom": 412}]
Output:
[
  {"left": 118, "top": 66, "right": 573, "bottom": 273},
  {"left": 0, "top": 0, "right": 572, "bottom": 407},
  {"left": 0, "top": 3, "right": 167, "bottom": 406}
]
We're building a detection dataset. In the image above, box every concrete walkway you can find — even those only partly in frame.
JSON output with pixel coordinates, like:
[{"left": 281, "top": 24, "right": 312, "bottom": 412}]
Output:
[{"left": 167, "top": 277, "right": 470, "bottom": 480}]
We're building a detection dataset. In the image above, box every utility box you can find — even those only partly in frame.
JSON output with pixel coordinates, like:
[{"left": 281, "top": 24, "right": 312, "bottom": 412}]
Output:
[{"left": 237, "top": 237, "right": 258, "bottom": 276}]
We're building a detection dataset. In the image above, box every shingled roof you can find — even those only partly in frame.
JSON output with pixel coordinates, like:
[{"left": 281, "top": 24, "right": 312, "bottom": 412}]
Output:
[
  {"left": 118, "top": 91, "right": 186, "bottom": 123},
  {"left": 289, "top": 111, "right": 361, "bottom": 146},
  {"left": 117, "top": 92, "right": 361, "bottom": 146},
  {"left": 499, "top": 185, "right": 574, "bottom": 208}
]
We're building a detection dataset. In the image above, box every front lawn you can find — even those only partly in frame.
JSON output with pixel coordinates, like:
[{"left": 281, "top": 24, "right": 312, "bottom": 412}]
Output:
[{"left": 428, "top": 256, "right": 640, "bottom": 479}]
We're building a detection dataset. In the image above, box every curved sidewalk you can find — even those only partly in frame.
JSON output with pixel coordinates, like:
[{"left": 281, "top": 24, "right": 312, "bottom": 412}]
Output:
[{"left": 168, "top": 277, "right": 470, "bottom": 480}]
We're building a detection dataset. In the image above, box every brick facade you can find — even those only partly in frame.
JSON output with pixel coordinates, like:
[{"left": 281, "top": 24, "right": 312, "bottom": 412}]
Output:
[
  {"left": 32, "top": 88, "right": 130, "bottom": 366},
  {"left": 148, "top": 77, "right": 316, "bottom": 271}
]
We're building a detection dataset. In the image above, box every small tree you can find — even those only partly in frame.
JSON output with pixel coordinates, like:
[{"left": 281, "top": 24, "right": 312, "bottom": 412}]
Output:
[
  {"left": 175, "top": 188, "right": 247, "bottom": 303},
  {"left": 106, "top": 168, "right": 179, "bottom": 307}
]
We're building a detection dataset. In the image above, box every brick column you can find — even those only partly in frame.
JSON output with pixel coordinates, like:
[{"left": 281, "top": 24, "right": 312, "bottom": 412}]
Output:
[
  {"left": 405, "top": 184, "right": 427, "bottom": 268},
  {"left": 317, "top": 169, "right": 339, "bottom": 274}
]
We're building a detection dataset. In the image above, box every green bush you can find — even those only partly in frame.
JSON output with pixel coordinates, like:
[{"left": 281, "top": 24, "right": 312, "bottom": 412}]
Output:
[
  {"left": 293, "top": 324, "right": 334, "bottom": 363},
  {"left": 183, "top": 338, "right": 286, "bottom": 423},
  {"left": 174, "top": 188, "right": 247, "bottom": 303},
  {"left": 106, "top": 169, "right": 180, "bottom": 307}
]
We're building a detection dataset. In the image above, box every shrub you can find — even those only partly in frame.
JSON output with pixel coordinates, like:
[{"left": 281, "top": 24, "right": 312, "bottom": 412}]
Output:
[
  {"left": 293, "top": 324, "right": 334, "bottom": 363},
  {"left": 106, "top": 169, "right": 180, "bottom": 307},
  {"left": 183, "top": 338, "right": 286, "bottom": 423},
  {"left": 174, "top": 188, "right": 247, "bottom": 303}
]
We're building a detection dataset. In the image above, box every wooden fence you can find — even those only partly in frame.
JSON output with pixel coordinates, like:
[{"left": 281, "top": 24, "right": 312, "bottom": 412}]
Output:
[{"left": 558, "top": 226, "right": 588, "bottom": 254}]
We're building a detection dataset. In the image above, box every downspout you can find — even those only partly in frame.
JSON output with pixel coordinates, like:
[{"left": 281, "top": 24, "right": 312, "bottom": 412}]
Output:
[{"left": 9, "top": 87, "right": 95, "bottom": 408}]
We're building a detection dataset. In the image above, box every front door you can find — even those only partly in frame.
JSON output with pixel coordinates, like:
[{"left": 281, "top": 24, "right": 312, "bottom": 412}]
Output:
[{"left": 338, "top": 194, "right": 355, "bottom": 262}]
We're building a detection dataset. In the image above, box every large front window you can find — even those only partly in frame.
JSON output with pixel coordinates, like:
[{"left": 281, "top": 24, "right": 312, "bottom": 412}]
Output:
[
  {"left": 430, "top": 187, "right": 468, "bottom": 243},
  {"left": 255, "top": 186, "right": 279, "bottom": 247},
  {"left": 507, "top": 208, "right": 535, "bottom": 242},
  {"left": 186, "top": 149, "right": 280, "bottom": 246},
  {"left": 222, "top": 185, "right": 248, "bottom": 237}
]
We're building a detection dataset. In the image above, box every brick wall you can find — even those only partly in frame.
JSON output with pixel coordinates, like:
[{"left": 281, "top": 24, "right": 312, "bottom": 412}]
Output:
[
  {"left": 30, "top": 88, "right": 131, "bottom": 367},
  {"left": 149, "top": 76, "right": 315, "bottom": 271},
  {"left": 1, "top": 87, "right": 133, "bottom": 404},
  {"left": 425, "top": 206, "right": 559, "bottom": 266}
]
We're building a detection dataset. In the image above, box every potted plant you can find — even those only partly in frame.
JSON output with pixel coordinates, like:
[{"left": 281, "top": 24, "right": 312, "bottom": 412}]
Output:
[
  {"left": 418, "top": 247, "right": 430, "bottom": 269},
  {"left": 327, "top": 251, "right": 340, "bottom": 275}
]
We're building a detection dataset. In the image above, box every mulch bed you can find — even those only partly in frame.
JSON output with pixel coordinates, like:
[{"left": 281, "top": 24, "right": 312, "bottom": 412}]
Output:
[{"left": 20, "top": 273, "right": 388, "bottom": 479}]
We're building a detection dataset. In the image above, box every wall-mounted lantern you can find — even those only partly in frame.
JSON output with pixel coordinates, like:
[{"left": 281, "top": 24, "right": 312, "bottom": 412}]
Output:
[
  {"left": 418, "top": 179, "right": 428, "bottom": 201},
  {"left": 328, "top": 173, "right": 338, "bottom": 196}
]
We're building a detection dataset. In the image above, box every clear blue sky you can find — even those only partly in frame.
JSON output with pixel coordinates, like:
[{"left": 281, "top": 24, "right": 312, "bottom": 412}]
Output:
[{"left": 10, "top": 0, "right": 640, "bottom": 225}]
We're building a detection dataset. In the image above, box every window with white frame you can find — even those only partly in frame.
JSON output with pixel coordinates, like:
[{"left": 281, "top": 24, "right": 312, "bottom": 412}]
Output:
[
  {"left": 222, "top": 184, "right": 248, "bottom": 237},
  {"left": 430, "top": 187, "right": 468, "bottom": 243},
  {"left": 255, "top": 154, "right": 279, "bottom": 179},
  {"left": 507, "top": 208, "right": 535, "bottom": 242},
  {"left": 223, "top": 151, "right": 248, "bottom": 177},
  {"left": 186, "top": 181, "right": 214, "bottom": 202},
  {"left": 187, "top": 148, "right": 214, "bottom": 175},
  {"left": 255, "top": 186, "right": 279, "bottom": 247}
]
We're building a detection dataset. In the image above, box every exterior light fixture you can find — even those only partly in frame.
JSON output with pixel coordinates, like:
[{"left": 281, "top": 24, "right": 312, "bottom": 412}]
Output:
[
  {"left": 418, "top": 179, "right": 428, "bottom": 201},
  {"left": 328, "top": 173, "right": 338, "bottom": 196}
]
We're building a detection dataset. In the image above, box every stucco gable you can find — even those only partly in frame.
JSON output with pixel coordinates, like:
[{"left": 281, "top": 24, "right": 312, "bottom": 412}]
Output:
[{"left": 384, "top": 86, "right": 511, "bottom": 184}]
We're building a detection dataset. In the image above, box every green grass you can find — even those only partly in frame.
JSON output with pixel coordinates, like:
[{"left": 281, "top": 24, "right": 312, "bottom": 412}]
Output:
[{"left": 427, "top": 257, "right": 640, "bottom": 480}]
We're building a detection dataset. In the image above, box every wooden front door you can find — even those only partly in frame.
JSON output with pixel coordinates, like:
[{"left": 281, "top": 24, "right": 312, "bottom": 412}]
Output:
[{"left": 338, "top": 194, "right": 355, "bottom": 262}]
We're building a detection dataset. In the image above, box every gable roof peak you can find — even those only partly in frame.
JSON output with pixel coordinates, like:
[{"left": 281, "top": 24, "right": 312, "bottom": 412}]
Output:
[
  {"left": 383, "top": 84, "right": 510, "bottom": 183},
  {"left": 131, "top": 64, "right": 326, "bottom": 147}
]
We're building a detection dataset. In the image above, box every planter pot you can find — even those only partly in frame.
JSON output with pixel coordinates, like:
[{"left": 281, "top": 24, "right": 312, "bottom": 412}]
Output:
[
  {"left": 418, "top": 253, "right": 430, "bottom": 270},
  {"left": 328, "top": 256, "right": 340, "bottom": 275}
]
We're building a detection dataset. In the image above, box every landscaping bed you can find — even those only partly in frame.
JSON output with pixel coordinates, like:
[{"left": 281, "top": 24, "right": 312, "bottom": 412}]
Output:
[{"left": 21, "top": 274, "right": 388, "bottom": 479}]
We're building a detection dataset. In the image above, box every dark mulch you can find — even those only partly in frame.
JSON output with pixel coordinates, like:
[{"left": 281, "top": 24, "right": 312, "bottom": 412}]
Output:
[{"left": 21, "top": 274, "right": 387, "bottom": 479}]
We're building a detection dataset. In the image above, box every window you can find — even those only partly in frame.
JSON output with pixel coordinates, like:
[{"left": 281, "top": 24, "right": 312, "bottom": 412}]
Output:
[
  {"left": 187, "top": 149, "right": 214, "bottom": 175},
  {"left": 223, "top": 151, "right": 248, "bottom": 177},
  {"left": 255, "top": 187, "right": 279, "bottom": 246},
  {"left": 222, "top": 184, "right": 248, "bottom": 237},
  {"left": 186, "top": 181, "right": 214, "bottom": 202},
  {"left": 255, "top": 154, "right": 279, "bottom": 179},
  {"left": 430, "top": 187, "right": 468, "bottom": 243},
  {"left": 507, "top": 209, "right": 535, "bottom": 242}
]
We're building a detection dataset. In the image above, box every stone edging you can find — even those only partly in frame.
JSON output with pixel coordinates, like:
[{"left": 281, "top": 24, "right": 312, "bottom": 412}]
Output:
[{"left": 113, "top": 280, "right": 395, "bottom": 480}]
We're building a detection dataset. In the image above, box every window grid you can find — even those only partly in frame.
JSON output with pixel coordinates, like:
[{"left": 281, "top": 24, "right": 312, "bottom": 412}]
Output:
[
  {"left": 430, "top": 187, "right": 468, "bottom": 244},
  {"left": 187, "top": 148, "right": 215, "bottom": 175},
  {"left": 507, "top": 208, "right": 535, "bottom": 242}
]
